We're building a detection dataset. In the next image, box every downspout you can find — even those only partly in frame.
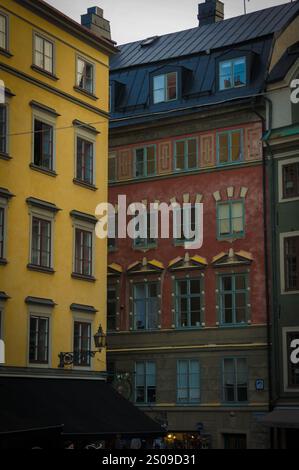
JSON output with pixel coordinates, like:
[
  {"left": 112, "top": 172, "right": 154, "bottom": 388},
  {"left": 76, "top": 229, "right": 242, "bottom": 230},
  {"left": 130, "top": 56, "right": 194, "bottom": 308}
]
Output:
[{"left": 251, "top": 96, "right": 274, "bottom": 415}]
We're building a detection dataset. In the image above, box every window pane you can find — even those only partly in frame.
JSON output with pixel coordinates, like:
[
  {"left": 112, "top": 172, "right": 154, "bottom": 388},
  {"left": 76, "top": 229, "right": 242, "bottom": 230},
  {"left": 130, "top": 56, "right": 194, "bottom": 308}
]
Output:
[
  {"left": 167, "top": 72, "right": 177, "bottom": 101},
  {"left": 0, "top": 105, "right": 7, "bottom": 154},
  {"left": 233, "top": 58, "right": 246, "bottom": 87},
  {"left": 220, "top": 61, "right": 232, "bottom": 90},
  {"left": 0, "top": 207, "right": 4, "bottom": 259},
  {"left": 222, "top": 276, "right": 232, "bottom": 291},
  {"left": 0, "top": 15, "right": 6, "bottom": 50},
  {"left": 219, "top": 134, "right": 229, "bottom": 163},
  {"left": 35, "top": 36, "right": 44, "bottom": 53},
  {"left": 135, "top": 148, "right": 145, "bottom": 177},
  {"left": 187, "top": 139, "right": 197, "bottom": 169},
  {"left": 235, "top": 275, "right": 246, "bottom": 290},
  {"left": 108, "top": 155, "right": 116, "bottom": 181},
  {"left": 285, "top": 237, "right": 299, "bottom": 291},
  {"left": 34, "top": 120, "right": 53, "bottom": 170},
  {"left": 232, "top": 202, "right": 244, "bottom": 233},
  {"left": 283, "top": 163, "right": 299, "bottom": 199},
  {"left": 153, "top": 75, "right": 165, "bottom": 104},
  {"left": 175, "top": 141, "right": 185, "bottom": 170},
  {"left": 224, "top": 359, "right": 235, "bottom": 402},
  {"left": 147, "top": 146, "right": 156, "bottom": 175},
  {"left": 231, "top": 131, "right": 242, "bottom": 162}
]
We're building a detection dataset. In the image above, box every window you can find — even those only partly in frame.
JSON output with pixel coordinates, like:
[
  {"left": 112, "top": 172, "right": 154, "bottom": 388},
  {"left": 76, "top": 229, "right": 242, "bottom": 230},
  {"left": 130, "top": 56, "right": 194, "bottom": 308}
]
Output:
[
  {"left": 133, "top": 282, "right": 159, "bottom": 330},
  {"left": 134, "top": 212, "right": 156, "bottom": 249},
  {"left": 223, "top": 434, "right": 247, "bottom": 450},
  {"left": 29, "top": 316, "right": 49, "bottom": 364},
  {"left": 77, "top": 57, "right": 94, "bottom": 94},
  {"left": 284, "top": 236, "right": 299, "bottom": 291},
  {"left": 174, "top": 139, "right": 197, "bottom": 171},
  {"left": 219, "top": 58, "right": 246, "bottom": 90},
  {"left": 31, "top": 217, "right": 52, "bottom": 268},
  {"left": 0, "top": 207, "right": 4, "bottom": 259},
  {"left": 217, "top": 201, "right": 244, "bottom": 239},
  {"left": 217, "top": 130, "right": 243, "bottom": 165},
  {"left": 134, "top": 146, "right": 156, "bottom": 178},
  {"left": 153, "top": 72, "right": 177, "bottom": 104},
  {"left": 107, "top": 286, "right": 118, "bottom": 331},
  {"left": 34, "top": 119, "right": 54, "bottom": 170},
  {"left": 76, "top": 137, "right": 94, "bottom": 185},
  {"left": 219, "top": 274, "right": 248, "bottom": 325},
  {"left": 283, "top": 162, "right": 299, "bottom": 199},
  {"left": 108, "top": 210, "right": 118, "bottom": 251},
  {"left": 0, "top": 105, "right": 7, "bottom": 154},
  {"left": 74, "top": 228, "right": 93, "bottom": 276},
  {"left": 34, "top": 34, "right": 54, "bottom": 74},
  {"left": 223, "top": 358, "right": 248, "bottom": 403},
  {"left": 0, "top": 13, "right": 8, "bottom": 51},
  {"left": 109, "top": 153, "right": 117, "bottom": 182},
  {"left": 175, "top": 278, "right": 201, "bottom": 328},
  {"left": 73, "top": 321, "right": 91, "bottom": 367},
  {"left": 174, "top": 206, "right": 196, "bottom": 244},
  {"left": 177, "top": 360, "right": 200, "bottom": 404},
  {"left": 135, "top": 361, "right": 156, "bottom": 404},
  {"left": 287, "top": 331, "right": 299, "bottom": 387}
]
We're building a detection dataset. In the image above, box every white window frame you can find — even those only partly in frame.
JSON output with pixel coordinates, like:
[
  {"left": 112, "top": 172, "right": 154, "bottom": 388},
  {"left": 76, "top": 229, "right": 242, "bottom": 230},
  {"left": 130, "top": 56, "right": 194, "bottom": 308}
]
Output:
[
  {"left": 28, "top": 205, "right": 55, "bottom": 269},
  {"left": 282, "top": 327, "right": 299, "bottom": 393},
  {"left": 278, "top": 156, "right": 299, "bottom": 203},
  {"left": 76, "top": 54, "right": 96, "bottom": 95},
  {"left": 74, "top": 128, "right": 96, "bottom": 186},
  {"left": 33, "top": 32, "right": 55, "bottom": 75},
  {"left": 72, "top": 218, "right": 95, "bottom": 277},
  {"left": 280, "top": 231, "right": 299, "bottom": 295},
  {"left": 31, "top": 109, "right": 56, "bottom": 172},
  {"left": 27, "top": 304, "right": 52, "bottom": 368}
]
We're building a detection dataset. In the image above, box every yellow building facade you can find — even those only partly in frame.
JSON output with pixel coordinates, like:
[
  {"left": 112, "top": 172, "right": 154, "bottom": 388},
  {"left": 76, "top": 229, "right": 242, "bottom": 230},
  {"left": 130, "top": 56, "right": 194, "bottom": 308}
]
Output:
[{"left": 0, "top": 0, "right": 117, "bottom": 372}]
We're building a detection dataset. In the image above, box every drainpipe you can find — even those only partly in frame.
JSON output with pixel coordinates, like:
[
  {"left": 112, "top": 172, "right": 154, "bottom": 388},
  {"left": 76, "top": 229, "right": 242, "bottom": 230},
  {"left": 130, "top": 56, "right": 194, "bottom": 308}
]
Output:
[{"left": 251, "top": 97, "right": 274, "bottom": 441}]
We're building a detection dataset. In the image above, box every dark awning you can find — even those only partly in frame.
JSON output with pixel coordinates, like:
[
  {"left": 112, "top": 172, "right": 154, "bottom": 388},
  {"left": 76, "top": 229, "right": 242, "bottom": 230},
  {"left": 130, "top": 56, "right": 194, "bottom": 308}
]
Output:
[
  {"left": 0, "top": 376, "right": 164, "bottom": 438},
  {"left": 261, "top": 409, "right": 299, "bottom": 429}
]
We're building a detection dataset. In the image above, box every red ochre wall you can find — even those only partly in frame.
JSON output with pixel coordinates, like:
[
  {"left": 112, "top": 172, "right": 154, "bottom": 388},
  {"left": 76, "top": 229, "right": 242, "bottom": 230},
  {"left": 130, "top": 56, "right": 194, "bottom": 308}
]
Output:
[{"left": 108, "top": 163, "right": 266, "bottom": 332}]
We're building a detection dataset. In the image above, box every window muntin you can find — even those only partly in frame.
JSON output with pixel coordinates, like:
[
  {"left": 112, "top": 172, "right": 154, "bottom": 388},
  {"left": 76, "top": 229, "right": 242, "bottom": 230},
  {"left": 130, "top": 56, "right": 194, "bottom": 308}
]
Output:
[
  {"left": 219, "top": 58, "right": 246, "bottom": 90},
  {"left": 223, "top": 358, "right": 248, "bottom": 403},
  {"left": 219, "top": 274, "right": 248, "bottom": 325},
  {"left": 0, "top": 105, "right": 7, "bottom": 154},
  {"left": 76, "top": 137, "right": 94, "bottom": 185},
  {"left": 77, "top": 57, "right": 94, "bottom": 94},
  {"left": 174, "top": 139, "right": 197, "bottom": 171},
  {"left": 153, "top": 72, "right": 177, "bottom": 104},
  {"left": 134, "top": 146, "right": 156, "bottom": 178},
  {"left": 0, "top": 206, "right": 4, "bottom": 259},
  {"left": 31, "top": 217, "right": 51, "bottom": 268},
  {"left": 29, "top": 316, "right": 49, "bottom": 364},
  {"left": 34, "top": 119, "right": 54, "bottom": 170},
  {"left": 283, "top": 162, "right": 299, "bottom": 199},
  {"left": 74, "top": 228, "right": 93, "bottom": 276},
  {"left": 73, "top": 321, "right": 91, "bottom": 367},
  {"left": 177, "top": 360, "right": 200, "bottom": 403},
  {"left": 135, "top": 361, "right": 156, "bottom": 404},
  {"left": 217, "top": 130, "right": 243, "bottom": 165},
  {"left": 217, "top": 201, "right": 244, "bottom": 239},
  {"left": 284, "top": 236, "right": 299, "bottom": 291},
  {"left": 107, "top": 286, "right": 117, "bottom": 331},
  {"left": 133, "top": 282, "right": 159, "bottom": 330},
  {"left": 175, "top": 278, "right": 201, "bottom": 328},
  {"left": 0, "top": 14, "right": 7, "bottom": 51},
  {"left": 34, "top": 34, "right": 54, "bottom": 74}
]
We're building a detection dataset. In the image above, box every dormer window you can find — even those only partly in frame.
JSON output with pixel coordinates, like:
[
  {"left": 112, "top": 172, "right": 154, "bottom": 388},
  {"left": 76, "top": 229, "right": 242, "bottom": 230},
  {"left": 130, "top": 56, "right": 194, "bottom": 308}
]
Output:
[
  {"left": 219, "top": 57, "right": 246, "bottom": 91},
  {"left": 153, "top": 72, "right": 177, "bottom": 104}
]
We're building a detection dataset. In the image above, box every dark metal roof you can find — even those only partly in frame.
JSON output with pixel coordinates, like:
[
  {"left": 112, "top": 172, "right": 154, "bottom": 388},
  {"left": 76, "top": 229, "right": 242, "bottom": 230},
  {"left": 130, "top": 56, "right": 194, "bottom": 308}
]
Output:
[{"left": 111, "top": 2, "right": 299, "bottom": 70}]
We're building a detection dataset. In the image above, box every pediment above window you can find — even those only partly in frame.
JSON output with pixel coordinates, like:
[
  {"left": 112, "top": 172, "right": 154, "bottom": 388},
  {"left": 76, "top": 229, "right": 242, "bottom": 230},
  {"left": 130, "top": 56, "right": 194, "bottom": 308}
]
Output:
[
  {"left": 212, "top": 248, "right": 253, "bottom": 267},
  {"left": 127, "top": 257, "right": 164, "bottom": 274},
  {"left": 108, "top": 263, "right": 123, "bottom": 276},
  {"left": 168, "top": 252, "right": 207, "bottom": 271}
]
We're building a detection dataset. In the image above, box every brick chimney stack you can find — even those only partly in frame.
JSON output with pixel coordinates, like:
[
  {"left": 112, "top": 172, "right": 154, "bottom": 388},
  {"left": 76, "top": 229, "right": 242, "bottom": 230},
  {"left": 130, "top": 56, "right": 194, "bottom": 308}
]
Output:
[
  {"left": 198, "top": 0, "right": 224, "bottom": 26},
  {"left": 81, "top": 7, "right": 111, "bottom": 40}
]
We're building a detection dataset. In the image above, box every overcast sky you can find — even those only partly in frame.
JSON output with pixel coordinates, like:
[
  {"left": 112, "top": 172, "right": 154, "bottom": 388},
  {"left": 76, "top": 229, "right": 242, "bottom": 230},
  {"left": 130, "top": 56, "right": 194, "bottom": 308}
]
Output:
[{"left": 45, "top": 0, "right": 293, "bottom": 45}]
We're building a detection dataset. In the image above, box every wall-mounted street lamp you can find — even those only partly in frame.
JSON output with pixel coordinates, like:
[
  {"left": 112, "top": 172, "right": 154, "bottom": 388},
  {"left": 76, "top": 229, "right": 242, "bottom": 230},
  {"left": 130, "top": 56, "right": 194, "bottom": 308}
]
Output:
[{"left": 58, "top": 324, "right": 106, "bottom": 368}]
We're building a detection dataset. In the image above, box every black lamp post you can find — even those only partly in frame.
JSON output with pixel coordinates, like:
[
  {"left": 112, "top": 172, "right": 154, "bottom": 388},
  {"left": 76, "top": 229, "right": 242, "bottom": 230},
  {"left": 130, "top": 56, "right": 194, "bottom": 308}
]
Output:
[{"left": 58, "top": 324, "right": 106, "bottom": 368}]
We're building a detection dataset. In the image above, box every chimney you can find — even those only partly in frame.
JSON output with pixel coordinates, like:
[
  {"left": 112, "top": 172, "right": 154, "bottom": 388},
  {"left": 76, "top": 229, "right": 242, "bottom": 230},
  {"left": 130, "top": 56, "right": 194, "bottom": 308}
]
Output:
[
  {"left": 198, "top": 0, "right": 224, "bottom": 26},
  {"left": 81, "top": 7, "right": 111, "bottom": 40}
]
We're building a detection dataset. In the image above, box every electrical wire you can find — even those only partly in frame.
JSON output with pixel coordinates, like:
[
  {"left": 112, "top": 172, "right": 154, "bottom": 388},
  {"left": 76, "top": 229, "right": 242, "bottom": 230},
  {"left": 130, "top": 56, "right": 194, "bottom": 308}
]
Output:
[{"left": 0, "top": 120, "right": 105, "bottom": 139}]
